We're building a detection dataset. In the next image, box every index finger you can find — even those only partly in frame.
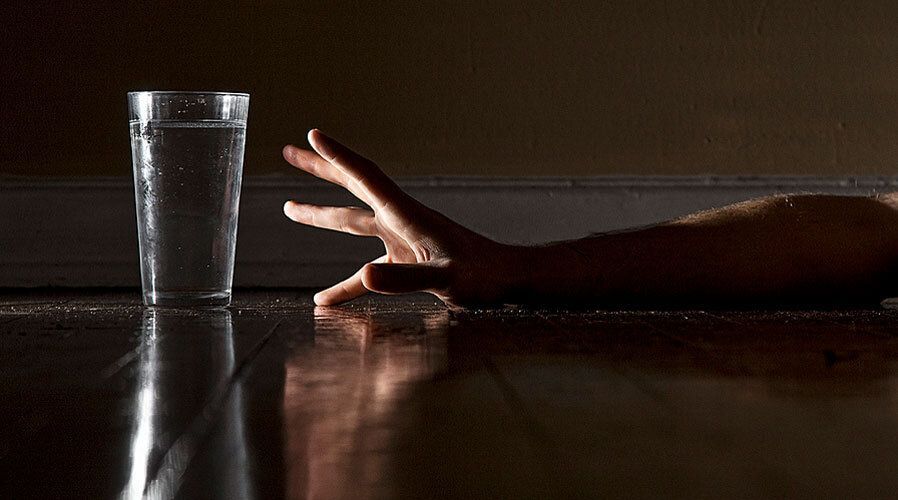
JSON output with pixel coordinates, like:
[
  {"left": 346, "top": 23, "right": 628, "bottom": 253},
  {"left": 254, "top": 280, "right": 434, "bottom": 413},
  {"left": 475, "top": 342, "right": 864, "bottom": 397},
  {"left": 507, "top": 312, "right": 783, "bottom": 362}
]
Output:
[{"left": 307, "top": 129, "right": 410, "bottom": 212}]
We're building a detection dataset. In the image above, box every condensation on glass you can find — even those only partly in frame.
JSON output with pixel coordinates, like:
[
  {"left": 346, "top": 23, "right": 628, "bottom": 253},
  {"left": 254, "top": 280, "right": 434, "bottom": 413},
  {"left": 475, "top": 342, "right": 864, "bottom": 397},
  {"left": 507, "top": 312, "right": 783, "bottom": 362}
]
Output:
[{"left": 128, "top": 91, "right": 249, "bottom": 307}]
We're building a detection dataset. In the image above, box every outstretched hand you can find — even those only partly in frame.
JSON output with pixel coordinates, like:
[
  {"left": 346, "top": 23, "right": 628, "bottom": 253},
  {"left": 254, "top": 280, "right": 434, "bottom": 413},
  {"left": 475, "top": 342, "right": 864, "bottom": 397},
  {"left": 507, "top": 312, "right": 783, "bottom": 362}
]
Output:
[
  {"left": 283, "top": 130, "right": 516, "bottom": 307},
  {"left": 287, "top": 133, "right": 898, "bottom": 308}
]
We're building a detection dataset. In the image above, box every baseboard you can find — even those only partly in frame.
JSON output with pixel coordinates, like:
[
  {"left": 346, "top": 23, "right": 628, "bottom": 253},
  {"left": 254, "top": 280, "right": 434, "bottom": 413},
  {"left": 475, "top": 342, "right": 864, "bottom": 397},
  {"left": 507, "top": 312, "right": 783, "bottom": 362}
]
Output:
[{"left": 3, "top": 175, "right": 897, "bottom": 287}]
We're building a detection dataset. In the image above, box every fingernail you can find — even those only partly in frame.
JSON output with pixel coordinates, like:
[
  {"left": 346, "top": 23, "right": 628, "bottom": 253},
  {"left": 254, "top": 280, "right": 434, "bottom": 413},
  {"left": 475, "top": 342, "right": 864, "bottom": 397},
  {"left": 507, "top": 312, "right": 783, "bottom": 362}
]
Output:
[{"left": 308, "top": 130, "right": 337, "bottom": 161}]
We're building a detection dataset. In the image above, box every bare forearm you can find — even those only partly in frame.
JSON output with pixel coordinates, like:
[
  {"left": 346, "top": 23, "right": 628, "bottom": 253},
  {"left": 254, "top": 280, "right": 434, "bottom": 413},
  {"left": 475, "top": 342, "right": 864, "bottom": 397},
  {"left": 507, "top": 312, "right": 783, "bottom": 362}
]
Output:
[{"left": 501, "top": 194, "right": 898, "bottom": 306}]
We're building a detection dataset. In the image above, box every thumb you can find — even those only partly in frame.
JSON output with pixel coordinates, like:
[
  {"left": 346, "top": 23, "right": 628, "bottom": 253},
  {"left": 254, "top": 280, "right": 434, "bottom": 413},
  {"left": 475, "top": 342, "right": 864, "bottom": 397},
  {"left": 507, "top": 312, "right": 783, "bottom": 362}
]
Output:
[{"left": 361, "top": 261, "right": 450, "bottom": 294}]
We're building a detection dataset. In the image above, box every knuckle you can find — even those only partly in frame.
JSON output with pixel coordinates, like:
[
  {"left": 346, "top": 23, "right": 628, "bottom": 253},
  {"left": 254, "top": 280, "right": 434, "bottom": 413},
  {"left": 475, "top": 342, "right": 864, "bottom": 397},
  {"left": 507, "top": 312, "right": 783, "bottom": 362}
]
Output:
[{"left": 338, "top": 212, "right": 351, "bottom": 232}]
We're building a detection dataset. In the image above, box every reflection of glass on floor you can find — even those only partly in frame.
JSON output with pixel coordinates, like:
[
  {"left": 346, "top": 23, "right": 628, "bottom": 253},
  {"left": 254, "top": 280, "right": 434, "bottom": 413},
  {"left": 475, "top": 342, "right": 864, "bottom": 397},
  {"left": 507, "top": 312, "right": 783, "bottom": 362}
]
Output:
[
  {"left": 123, "top": 312, "right": 159, "bottom": 500},
  {"left": 120, "top": 309, "right": 251, "bottom": 500},
  {"left": 283, "top": 307, "right": 449, "bottom": 499}
]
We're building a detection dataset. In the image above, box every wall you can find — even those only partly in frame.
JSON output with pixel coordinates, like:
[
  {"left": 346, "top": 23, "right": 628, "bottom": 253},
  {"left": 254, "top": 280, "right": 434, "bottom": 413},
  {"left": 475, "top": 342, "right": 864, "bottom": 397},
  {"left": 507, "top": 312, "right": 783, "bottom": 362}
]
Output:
[{"left": 3, "top": 1, "right": 898, "bottom": 177}]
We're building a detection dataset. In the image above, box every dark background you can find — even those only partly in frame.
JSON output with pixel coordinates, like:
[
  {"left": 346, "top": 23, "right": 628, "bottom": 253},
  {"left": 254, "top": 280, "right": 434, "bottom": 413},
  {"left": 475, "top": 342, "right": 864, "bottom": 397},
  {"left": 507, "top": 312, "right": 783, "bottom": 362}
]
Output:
[{"left": 3, "top": 0, "right": 898, "bottom": 177}]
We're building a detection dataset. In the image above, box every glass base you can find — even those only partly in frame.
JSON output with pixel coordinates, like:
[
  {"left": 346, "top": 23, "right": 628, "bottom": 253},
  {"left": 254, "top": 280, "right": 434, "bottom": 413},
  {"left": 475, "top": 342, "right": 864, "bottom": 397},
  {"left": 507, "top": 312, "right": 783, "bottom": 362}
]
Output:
[{"left": 143, "top": 290, "right": 231, "bottom": 308}]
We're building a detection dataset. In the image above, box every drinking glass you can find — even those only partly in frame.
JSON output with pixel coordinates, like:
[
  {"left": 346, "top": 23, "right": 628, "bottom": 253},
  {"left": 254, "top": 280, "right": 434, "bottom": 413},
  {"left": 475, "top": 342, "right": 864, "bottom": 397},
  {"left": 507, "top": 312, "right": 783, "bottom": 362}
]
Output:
[{"left": 128, "top": 91, "right": 249, "bottom": 307}]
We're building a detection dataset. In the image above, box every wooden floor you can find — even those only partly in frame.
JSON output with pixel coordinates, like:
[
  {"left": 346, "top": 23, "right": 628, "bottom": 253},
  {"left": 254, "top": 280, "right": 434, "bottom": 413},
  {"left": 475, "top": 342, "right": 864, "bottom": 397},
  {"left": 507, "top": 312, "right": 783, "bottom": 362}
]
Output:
[{"left": 2, "top": 290, "right": 898, "bottom": 499}]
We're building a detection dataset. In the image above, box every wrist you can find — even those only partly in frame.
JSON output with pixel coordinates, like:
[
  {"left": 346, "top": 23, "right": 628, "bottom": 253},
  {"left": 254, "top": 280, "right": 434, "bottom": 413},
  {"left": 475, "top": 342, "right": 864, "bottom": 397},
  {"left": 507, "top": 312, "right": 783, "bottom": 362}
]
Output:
[{"left": 493, "top": 243, "right": 569, "bottom": 304}]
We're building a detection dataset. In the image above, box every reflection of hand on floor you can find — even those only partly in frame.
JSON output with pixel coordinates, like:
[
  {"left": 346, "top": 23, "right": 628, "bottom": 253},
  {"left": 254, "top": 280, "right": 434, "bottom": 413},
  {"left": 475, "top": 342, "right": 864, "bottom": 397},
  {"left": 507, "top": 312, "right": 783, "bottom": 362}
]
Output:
[{"left": 283, "top": 305, "right": 449, "bottom": 499}]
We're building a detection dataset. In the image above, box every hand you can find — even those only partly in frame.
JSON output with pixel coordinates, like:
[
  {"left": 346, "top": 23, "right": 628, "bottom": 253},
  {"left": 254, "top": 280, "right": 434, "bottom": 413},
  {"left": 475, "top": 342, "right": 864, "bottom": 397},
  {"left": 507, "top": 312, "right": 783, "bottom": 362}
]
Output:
[{"left": 283, "top": 130, "right": 517, "bottom": 307}]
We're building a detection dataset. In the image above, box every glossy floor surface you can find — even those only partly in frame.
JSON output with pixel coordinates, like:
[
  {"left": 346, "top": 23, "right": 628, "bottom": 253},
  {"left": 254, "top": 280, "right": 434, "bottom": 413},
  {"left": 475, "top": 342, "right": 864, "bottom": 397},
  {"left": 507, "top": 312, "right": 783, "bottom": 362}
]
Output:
[{"left": 2, "top": 290, "right": 898, "bottom": 499}]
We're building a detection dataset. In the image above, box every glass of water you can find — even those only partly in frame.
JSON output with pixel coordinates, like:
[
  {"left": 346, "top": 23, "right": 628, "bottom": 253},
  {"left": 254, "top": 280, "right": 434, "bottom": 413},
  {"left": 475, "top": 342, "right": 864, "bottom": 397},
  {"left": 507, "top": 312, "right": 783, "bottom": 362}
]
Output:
[{"left": 128, "top": 91, "right": 249, "bottom": 307}]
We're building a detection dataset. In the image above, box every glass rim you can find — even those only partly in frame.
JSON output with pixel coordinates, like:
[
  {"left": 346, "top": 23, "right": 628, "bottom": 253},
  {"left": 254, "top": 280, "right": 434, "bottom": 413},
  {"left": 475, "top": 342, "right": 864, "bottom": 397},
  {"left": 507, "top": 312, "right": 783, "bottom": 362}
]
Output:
[{"left": 128, "top": 90, "right": 250, "bottom": 97}]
